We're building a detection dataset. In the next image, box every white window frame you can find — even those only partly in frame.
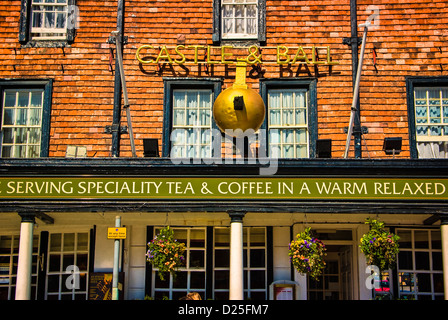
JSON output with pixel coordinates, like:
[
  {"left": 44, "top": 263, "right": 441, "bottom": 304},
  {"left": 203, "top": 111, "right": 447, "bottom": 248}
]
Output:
[
  {"left": 151, "top": 227, "right": 207, "bottom": 300},
  {"left": 396, "top": 228, "right": 443, "bottom": 300},
  {"left": 1, "top": 89, "right": 44, "bottom": 158},
  {"left": 413, "top": 87, "right": 448, "bottom": 158},
  {"left": 213, "top": 227, "right": 267, "bottom": 300},
  {"left": 268, "top": 89, "right": 309, "bottom": 158},
  {"left": 414, "top": 87, "right": 448, "bottom": 142},
  {"left": 171, "top": 89, "right": 214, "bottom": 159},
  {"left": 0, "top": 234, "right": 40, "bottom": 300},
  {"left": 45, "top": 232, "right": 90, "bottom": 300},
  {"left": 221, "top": 0, "right": 258, "bottom": 40},
  {"left": 30, "top": 0, "right": 68, "bottom": 40}
]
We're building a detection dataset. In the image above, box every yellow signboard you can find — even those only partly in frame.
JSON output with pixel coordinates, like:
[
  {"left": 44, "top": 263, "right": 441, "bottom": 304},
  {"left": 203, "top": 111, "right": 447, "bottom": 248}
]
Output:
[{"left": 108, "top": 227, "right": 126, "bottom": 239}]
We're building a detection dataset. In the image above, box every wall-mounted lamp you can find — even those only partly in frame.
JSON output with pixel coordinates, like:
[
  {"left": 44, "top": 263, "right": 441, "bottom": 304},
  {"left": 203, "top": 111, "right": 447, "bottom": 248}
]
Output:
[
  {"left": 316, "top": 139, "right": 332, "bottom": 158},
  {"left": 383, "top": 137, "right": 402, "bottom": 158},
  {"left": 143, "top": 138, "right": 159, "bottom": 157}
]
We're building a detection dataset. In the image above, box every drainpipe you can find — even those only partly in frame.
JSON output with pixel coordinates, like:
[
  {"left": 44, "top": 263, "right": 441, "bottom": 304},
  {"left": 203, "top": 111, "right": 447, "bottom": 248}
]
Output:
[
  {"left": 350, "top": 0, "right": 362, "bottom": 158},
  {"left": 110, "top": 0, "right": 125, "bottom": 157},
  {"left": 348, "top": 0, "right": 362, "bottom": 158}
]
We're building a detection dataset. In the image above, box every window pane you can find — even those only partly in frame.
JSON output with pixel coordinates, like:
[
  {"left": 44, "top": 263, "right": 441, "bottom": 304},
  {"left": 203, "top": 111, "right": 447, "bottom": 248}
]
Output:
[
  {"left": 398, "top": 230, "right": 412, "bottom": 248},
  {"left": 50, "top": 234, "right": 62, "bottom": 252},
  {"left": 1, "top": 146, "right": 12, "bottom": 158},
  {"left": 17, "top": 92, "right": 29, "bottom": 107},
  {"left": 2, "top": 128, "right": 14, "bottom": 144},
  {"left": 63, "top": 233, "right": 75, "bottom": 251},
  {"left": 215, "top": 249, "right": 230, "bottom": 267},
  {"left": 4, "top": 92, "right": 16, "bottom": 107},
  {"left": 250, "top": 270, "right": 265, "bottom": 289},
  {"left": 414, "top": 231, "right": 428, "bottom": 249},
  {"left": 415, "top": 252, "right": 429, "bottom": 270},
  {"left": 214, "top": 270, "right": 229, "bottom": 289},
  {"left": 431, "top": 231, "right": 441, "bottom": 249},
  {"left": 49, "top": 254, "right": 61, "bottom": 272},
  {"left": 77, "top": 233, "right": 89, "bottom": 251},
  {"left": 16, "top": 109, "right": 27, "bottom": 125},
  {"left": 3, "top": 109, "right": 15, "bottom": 125},
  {"left": 47, "top": 275, "right": 60, "bottom": 293},
  {"left": 30, "top": 91, "right": 43, "bottom": 107},
  {"left": 77, "top": 254, "right": 88, "bottom": 271},
  {"left": 416, "top": 273, "right": 431, "bottom": 292},
  {"left": 173, "top": 271, "right": 187, "bottom": 288},
  {"left": 190, "top": 229, "right": 205, "bottom": 248},
  {"left": 45, "top": 11, "right": 55, "bottom": 28},
  {"left": 190, "top": 272, "right": 205, "bottom": 289},
  {"left": 189, "top": 250, "right": 204, "bottom": 268},
  {"left": 250, "top": 228, "right": 265, "bottom": 246},
  {"left": 398, "top": 251, "right": 413, "bottom": 270},
  {"left": 250, "top": 249, "right": 265, "bottom": 267}
]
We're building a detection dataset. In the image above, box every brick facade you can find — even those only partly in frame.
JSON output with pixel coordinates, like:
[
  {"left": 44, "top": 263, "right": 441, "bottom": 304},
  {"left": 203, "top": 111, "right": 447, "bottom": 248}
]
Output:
[{"left": 0, "top": 0, "right": 447, "bottom": 158}]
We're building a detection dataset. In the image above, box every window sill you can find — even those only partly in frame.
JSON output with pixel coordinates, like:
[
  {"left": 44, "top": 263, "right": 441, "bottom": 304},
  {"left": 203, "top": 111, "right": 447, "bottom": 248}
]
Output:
[{"left": 20, "top": 40, "right": 72, "bottom": 48}]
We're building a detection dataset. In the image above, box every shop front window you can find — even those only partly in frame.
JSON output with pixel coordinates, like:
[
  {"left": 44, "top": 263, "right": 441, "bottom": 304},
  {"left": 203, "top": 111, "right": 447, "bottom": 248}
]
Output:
[
  {"left": 45, "top": 232, "right": 90, "bottom": 300},
  {"left": 214, "top": 227, "right": 267, "bottom": 300},
  {"left": 152, "top": 228, "right": 206, "bottom": 300},
  {"left": 0, "top": 235, "right": 40, "bottom": 300},
  {"left": 396, "top": 229, "right": 443, "bottom": 300}
]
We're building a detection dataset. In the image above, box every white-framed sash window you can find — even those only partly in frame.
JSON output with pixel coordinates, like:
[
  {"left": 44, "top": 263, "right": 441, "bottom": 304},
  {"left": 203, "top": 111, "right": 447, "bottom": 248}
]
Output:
[
  {"left": 171, "top": 89, "right": 213, "bottom": 159},
  {"left": 1, "top": 89, "right": 44, "bottom": 158},
  {"left": 222, "top": 0, "right": 258, "bottom": 39},
  {"left": 414, "top": 87, "right": 448, "bottom": 158},
  {"left": 268, "top": 89, "right": 309, "bottom": 158},
  {"left": 31, "top": 0, "right": 68, "bottom": 40}
]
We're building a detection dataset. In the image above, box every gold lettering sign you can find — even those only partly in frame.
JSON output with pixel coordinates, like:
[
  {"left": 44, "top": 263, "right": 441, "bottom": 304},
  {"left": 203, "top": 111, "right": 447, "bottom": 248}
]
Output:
[{"left": 136, "top": 44, "right": 339, "bottom": 66}]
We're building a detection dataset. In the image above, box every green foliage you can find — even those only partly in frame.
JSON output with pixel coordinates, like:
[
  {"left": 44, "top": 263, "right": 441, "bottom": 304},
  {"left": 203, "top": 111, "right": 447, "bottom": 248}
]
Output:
[
  {"left": 146, "top": 226, "right": 186, "bottom": 281},
  {"left": 288, "top": 227, "right": 327, "bottom": 280},
  {"left": 360, "top": 219, "right": 400, "bottom": 271}
]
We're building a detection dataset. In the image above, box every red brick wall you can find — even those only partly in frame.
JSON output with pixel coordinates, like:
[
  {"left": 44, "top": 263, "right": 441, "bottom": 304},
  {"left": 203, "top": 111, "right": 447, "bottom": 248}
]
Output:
[{"left": 0, "top": 0, "right": 447, "bottom": 158}]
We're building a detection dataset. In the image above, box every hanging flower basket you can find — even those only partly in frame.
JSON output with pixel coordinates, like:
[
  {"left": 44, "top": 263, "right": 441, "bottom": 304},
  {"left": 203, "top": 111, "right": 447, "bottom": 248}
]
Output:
[
  {"left": 289, "top": 227, "right": 327, "bottom": 280},
  {"left": 146, "top": 226, "right": 186, "bottom": 281},
  {"left": 359, "top": 218, "right": 400, "bottom": 271}
]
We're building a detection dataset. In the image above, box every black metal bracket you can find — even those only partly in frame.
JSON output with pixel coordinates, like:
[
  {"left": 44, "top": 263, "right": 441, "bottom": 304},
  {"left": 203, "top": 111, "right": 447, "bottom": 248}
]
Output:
[
  {"left": 108, "top": 35, "right": 128, "bottom": 45},
  {"left": 344, "top": 126, "right": 369, "bottom": 134},
  {"left": 105, "top": 124, "right": 128, "bottom": 134},
  {"left": 342, "top": 37, "right": 362, "bottom": 46}
]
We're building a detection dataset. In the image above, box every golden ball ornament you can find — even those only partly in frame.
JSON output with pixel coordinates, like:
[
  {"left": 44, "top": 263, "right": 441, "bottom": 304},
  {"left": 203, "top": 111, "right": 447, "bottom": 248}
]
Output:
[{"left": 213, "top": 87, "right": 266, "bottom": 137}]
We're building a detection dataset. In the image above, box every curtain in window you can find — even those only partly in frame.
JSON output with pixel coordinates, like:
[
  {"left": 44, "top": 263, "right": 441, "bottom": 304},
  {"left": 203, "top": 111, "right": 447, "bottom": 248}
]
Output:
[
  {"left": 172, "top": 90, "right": 212, "bottom": 159},
  {"left": 268, "top": 89, "right": 308, "bottom": 158},
  {"left": 417, "top": 142, "right": 448, "bottom": 158}
]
